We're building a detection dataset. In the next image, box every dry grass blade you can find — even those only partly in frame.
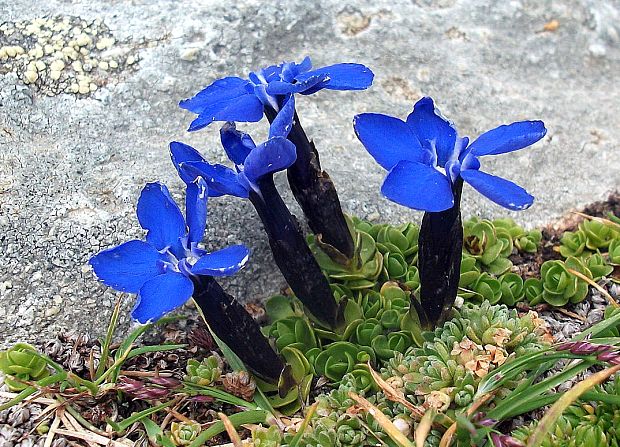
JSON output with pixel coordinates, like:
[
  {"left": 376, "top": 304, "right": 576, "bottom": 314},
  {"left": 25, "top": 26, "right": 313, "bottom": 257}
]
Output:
[
  {"left": 526, "top": 363, "right": 620, "bottom": 447},
  {"left": 219, "top": 412, "right": 244, "bottom": 447},
  {"left": 415, "top": 408, "right": 436, "bottom": 447},
  {"left": 348, "top": 392, "right": 415, "bottom": 447},
  {"left": 566, "top": 268, "right": 619, "bottom": 308},
  {"left": 0, "top": 391, "right": 56, "bottom": 405},
  {"left": 368, "top": 362, "right": 425, "bottom": 419},
  {"left": 54, "top": 428, "right": 131, "bottom": 446},
  {"left": 555, "top": 307, "right": 587, "bottom": 322},
  {"left": 43, "top": 414, "right": 61, "bottom": 447}
]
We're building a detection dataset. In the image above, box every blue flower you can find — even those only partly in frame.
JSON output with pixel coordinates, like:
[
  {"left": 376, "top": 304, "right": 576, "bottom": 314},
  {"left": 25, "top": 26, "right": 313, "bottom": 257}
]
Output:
[
  {"left": 89, "top": 181, "right": 250, "bottom": 324},
  {"left": 170, "top": 98, "right": 298, "bottom": 193},
  {"left": 354, "top": 97, "right": 547, "bottom": 212},
  {"left": 179, "top": 56, "right": 374, "bottom": 131}
]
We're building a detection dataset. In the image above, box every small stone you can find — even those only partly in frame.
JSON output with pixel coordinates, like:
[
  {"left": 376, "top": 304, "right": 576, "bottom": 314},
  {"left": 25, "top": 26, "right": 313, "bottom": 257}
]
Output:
[
  {"left": 71, "top": 60, "right": 82, "bottom": 72},
  {"left": 78, "top": 83, "right": 90, "bottom": 94},
  {"left": 96, "top": 37, "right": 115, "bottom": 50},
  {"left": 24, "top": 70, "right": 38, "bottom": 84},
  {"left": 98, "top": 60, "right": 109, "bottom": 70},
  {"left": 108, "top": 59, "right": 118, "bottom": 69},
  {"left": 75, "top": 33, "right": 92, "bottom": 46},
  {"left": 50, "top": 59, "right": 65, "bottom": 71},
  {"left": 126, "top": 55, "right": 135, "bottom": 65},
  {"left": 50, "top": 70, "right": 62, "bottom": 80},
  {"left": 44, "top": 44, "right": 54, "bottom": 54},
  {"left": 89, "top": 83, "right": 97, "bottom": 92},
  {"left": 45, "top": 306, "right": 60, "bottom": 317},
  {"left": 5, "top": 46, "right": 17, "bottom": 57},
  {"left": 35, "top": 60, "right": 46, "bottom": 71},
  {"left": 68, "top": 83, "right": 79, "bottom": 93},
  {"left": 180, "top": 47, "right": 200, "bottom": 61}
]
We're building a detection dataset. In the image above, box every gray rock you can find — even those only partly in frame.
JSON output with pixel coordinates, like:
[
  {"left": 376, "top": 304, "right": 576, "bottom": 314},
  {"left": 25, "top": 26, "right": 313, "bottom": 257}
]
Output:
[{"left": 0, "top": 0, "right": 618, "bottom": 347}]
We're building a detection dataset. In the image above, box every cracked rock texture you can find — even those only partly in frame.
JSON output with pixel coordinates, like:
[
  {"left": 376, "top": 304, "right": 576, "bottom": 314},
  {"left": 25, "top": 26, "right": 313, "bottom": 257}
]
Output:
[{"left": 0, "top": 0, "right": 618, "bottom": 347}]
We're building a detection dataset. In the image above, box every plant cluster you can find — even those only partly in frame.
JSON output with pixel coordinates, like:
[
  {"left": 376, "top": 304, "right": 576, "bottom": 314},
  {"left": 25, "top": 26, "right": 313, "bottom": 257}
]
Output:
[{"left": 512, "top": 375, "right": 620, "bottom": 446}]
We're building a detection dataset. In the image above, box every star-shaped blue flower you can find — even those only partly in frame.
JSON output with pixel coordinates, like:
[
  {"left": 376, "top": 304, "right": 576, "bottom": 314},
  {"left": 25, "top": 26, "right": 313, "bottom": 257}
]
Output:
[
  {"left": 89, "top": 181, "right": 250, "bottom": 323},
  {"left": 170, "top": 98, "right": 298, "bottom": 193},
  {"left": 179, "top": 56, "right": 374, "bottom": 131},
  {"left": 354, "top": 97, "right": 547, "bottom": 212}
]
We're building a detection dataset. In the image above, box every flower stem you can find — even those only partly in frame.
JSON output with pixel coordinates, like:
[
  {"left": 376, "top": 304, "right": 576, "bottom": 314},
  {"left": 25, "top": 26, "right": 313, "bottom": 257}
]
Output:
[
  {"left": 190, "top": 275, "right": 286, "bottom": 384},
  {"left": 265, "top": 107, "right": 355, "bottom": 261},
  {"left": 249, "top": 175, "right": 342, "bottom": 329},
  {"left": 418, "top": 179, "right": 464, "bottom": 327}
]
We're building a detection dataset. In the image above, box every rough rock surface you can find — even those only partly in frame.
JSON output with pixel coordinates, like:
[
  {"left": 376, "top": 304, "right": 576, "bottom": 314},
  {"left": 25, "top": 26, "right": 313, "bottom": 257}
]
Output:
[{"left": 0, "top": 0, "right": 618, "bottom": 347}]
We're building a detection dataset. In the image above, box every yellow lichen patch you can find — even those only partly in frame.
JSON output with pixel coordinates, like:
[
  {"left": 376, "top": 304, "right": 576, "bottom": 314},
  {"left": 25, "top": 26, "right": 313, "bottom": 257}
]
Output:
[{"left": 0, "top": 15, "right": 140, "bottom": 96}]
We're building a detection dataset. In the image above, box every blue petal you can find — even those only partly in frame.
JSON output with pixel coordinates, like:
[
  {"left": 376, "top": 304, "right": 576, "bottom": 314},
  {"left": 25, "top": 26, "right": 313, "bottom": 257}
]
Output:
[
  {"left": 137, "top": 183, "right": 186, "bottom": 251},
  {"left": 170, "top": 141, "right": 206, "bottom": 184},
  {"left": 468, "top": 121, "right": 547, "bottom": 156},
  {"left": 179, "top": 77, "right": 250, "bottom": 113},
  {"left": 220, "top": 122, "right": 256, "bottom": 165},
  {"left": 381, "top": 160, "right": 454, "bottom": 212},
  {"left": 282, "top": 56, "right": 312, "bottom": 80},
  {"left": 191, "top": 244, "right": 250, "bottom": 276},
  {"left": 269, "top": 94, "right": 295, "bottom": 138},
  {"left": 186, "top": 177, "right": 208, "bottom": 246},
  {"left": 187, "top": 94, "right": 264, "bottom": 132},
  {"left": 354, "top": 113, "right": 429, "bottom": 170},
  {"left": 132, "top": 272, "right": 194, "bottom": 324},
  {"left": 461, "top": 169, "right": 534, "bottom": 211},
  {"left": 89, "top": 240, "right": 166, "bottom": 293},
  {"left": 296, "top": 63, "right": 374, "bottom": 91},
  {"left": 243, "top": 137, "right": 297, "bottom": 182},
  {"left": 406, "top": 97, "right": 459, "bottom": 167},
  {"left": 182, "top": 161, "right": 249, "bottom": 198},
  {"left": 265, "top": 75, "right": 326, "bottom": 95}
]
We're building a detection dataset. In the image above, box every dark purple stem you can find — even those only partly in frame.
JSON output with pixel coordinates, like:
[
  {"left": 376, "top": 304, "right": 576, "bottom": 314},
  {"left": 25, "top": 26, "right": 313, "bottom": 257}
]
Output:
[
  {"left": 264, "top": 107, "right": 355, "bottom": 261},
  {"left": 190, "top": 274, "right": 292, "bottom": 386},
  {"left": 417, "top": 179, "right": 464, "bottom": 327},
  {"left": 249, "top": 175, "right": 342, "bottom": 329}
]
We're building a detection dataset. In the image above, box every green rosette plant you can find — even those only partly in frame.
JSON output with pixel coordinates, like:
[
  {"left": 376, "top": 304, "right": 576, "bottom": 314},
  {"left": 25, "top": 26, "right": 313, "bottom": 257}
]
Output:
[
  {"left": 0, "top": 343, "right": 50, "bottom": 391},
  {"left": 458, "top": 254, "right": 482, "bottom": 298},
  {"left": 257, "top": 346, "right": 314, "bottom": 415},
  {"left": 251, "top": 426, "right": 282, "bottom": 447},
  {"left": 268, "top": 316, "right": 319, "bottom": 354},
  {"left": 524, "top": 277, "right": 544, "bottom": 303},
  {"left": 369, "top": 221, "right": 420, "bottom": 262},
  {"left": 468, "top": 272, "right": 502, "bottom": 304},
  {"left": 512, "top": 376, "right": 620, "bottom": 447},
  {"left": 463, "top": 218, "right": 513, "bottom": 275},
  {"left": 185, "top": 355, "right": 222, "bottom": 386},
  {"left": 170, "top": 421, "right": 201, "bottom": 446},
  {"left": 309, "top": 221, "right": 383, "bottom": 290},
  {"left": 559, "top": 230, "right": 589, "bottom": 258},
  {"left": 608, "top": 239, "right": 620, "bottom": 264},
  {"left": 585, "top": 252, "right": 613, "bottom": 280},
  {"left": 579, "top": 219, "right": 619, "bottom": 250},
  {"left": 313, "top": 341, "right": 373, "bottom": 382},
  {"left": 380, "top": 302, "right": 551, "bottom": 413},
  {"left": 494, "top": 217, "right": 542, "bottom": 253},
  {"left": 535, "top": 256, "right": 593, "bottom": 306},
  {"left": 498, "top": 272, "right": 525, "bottom": 306}
]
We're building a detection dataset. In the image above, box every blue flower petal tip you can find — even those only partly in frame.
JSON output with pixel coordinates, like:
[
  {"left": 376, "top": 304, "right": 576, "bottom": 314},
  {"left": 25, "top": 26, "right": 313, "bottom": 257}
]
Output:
[
  {"left": 180, "top": 57, "right": 374, "bottom": 129},
  {"left": 355, "top": 97, "right": 545, "bottom": 212}
]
